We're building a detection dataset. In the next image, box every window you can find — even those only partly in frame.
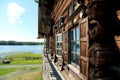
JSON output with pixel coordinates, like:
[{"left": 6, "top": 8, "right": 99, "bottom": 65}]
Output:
[
  {"left": 59, "top": 16, "right": 65, "bottom": 27},
  {"left": 56, "top": 34, "right": 62, "bottom": 56},
  {"left": 71, "top": 27, "right": 80, "bottom": 67}
]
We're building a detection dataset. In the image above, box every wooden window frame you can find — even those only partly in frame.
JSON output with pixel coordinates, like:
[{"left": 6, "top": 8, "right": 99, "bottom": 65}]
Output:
[
  {"left": 70, "top": 26, "right": 80, "bottom": 68},
  {"left": 56, "top": 34, "right": 62, "bottom": 58}
]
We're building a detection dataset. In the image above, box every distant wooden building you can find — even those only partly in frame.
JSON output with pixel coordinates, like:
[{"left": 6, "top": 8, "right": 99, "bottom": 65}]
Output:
[{"left": 37, "top": 0, "right": 120, "bottom": 80}]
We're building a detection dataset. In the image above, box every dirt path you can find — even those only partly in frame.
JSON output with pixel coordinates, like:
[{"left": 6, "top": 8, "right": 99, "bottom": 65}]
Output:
[
  {"left": 0, "top": 64, "right": 42, "bottom": 80},
  {"left": 0, "top": 64, "right": 41, "bottom": 68},
  {"left": 11, "top": 71, "right": 42, "bottom": 80}
]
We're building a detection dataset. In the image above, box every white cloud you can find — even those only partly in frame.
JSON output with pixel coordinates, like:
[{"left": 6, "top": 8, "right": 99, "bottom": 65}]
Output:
[{"left": 7, "top": 2, "right": 25, "bottom": 24}]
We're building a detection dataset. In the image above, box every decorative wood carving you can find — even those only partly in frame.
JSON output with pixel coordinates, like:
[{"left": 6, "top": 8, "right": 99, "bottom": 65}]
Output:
[{"left": 87, "top": 0, "right": 120, "bottom": 79}]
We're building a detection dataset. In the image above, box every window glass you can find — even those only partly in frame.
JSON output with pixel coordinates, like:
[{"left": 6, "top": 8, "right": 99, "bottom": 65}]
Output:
[
  {"left": 76, "top": 41, "right": 80, "bottom": 52},
  {"left": 57, "top": 50, "right": 62, "bottom": 56},
  {"left": 57, "top": 43, "right": 62, "bottom": 48},
  {"left": 71, "top": 52, "right": 79, "bottom": 65},
  {"left": 56, "top": 34, "right": 62, "bottom": 56},
  {"left": 71, "top": 42, "right": 76, "bottom": 52},
  {"left": 76, "top": 27, "right": 80, "bottom": 40},
  {"left": 71, "top": 52, "right": 74, "bottom": 62}
]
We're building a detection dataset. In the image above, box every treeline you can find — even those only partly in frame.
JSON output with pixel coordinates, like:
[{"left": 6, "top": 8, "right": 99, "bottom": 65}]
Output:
[{"left": 0, "top": 41, "right": 44, "bottom": 45}]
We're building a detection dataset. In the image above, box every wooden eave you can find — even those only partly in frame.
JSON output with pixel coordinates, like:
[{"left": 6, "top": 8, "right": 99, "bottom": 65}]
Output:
[
  {"left": 67, "top": 4, "right": 85, "bottom": 22},
  {"left": 38, "top": 0, "right": 56, "bottom": 38}
]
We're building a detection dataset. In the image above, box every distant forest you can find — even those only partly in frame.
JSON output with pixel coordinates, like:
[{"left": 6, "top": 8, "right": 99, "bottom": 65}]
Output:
[{"left": 0, "top": 41, "right": 44, "bottom": 45}]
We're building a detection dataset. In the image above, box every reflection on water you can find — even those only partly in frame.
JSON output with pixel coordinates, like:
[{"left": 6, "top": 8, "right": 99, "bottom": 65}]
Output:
[{"left": 0, "top": 45, "right": 44, "bottom": 58}]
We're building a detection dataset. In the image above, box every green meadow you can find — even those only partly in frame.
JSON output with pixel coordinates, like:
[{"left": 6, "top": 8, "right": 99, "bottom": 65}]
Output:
[
  {"left": 0, "top": 67, "right": 43, "bottom": 80},
  {"left": 4, "top": 52, "right": 42, "bottom": 65},
  {"left": 0, "top": 68, "right": 17, "bottom": 76},
  {"left": 0, "top": 52, "right": 43, "bottom": 80}
]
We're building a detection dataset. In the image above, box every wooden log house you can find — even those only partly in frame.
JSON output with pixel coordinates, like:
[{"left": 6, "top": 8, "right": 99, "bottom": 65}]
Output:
[{"left": 37, "top": 0, "right": 120, "bottom": 80}]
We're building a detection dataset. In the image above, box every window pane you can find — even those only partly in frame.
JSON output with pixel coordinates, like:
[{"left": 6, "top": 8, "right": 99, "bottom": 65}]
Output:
[
  {"left": 57, "top": 50, "right": 62, "bottom": 55},
  {"left": 76, "top": 41, "right": 80, "bottom": 52},
  {"left": 71, "top": 42, "right": 76, "bottom": 52},
  {"left": 56, "top": 34, "right": 62, "bottom": 56},
  {"left": 59, "top": 35, "right": 62, "bottom": 41},
  {"left": 74, "top": 52, "right": 79, "bottom": 64},
  {"left": 57, "top": 35, "right": 62, "bottom": 42},
  {"left": 76, "top": 27, "right": 80, "bottom": 40},
  {"left": 58, "top": 36, "right": 60, "bottom": 41},
  {"left": 57, "top": 43, "right": 62, "bottom": 48},
  {"left": 58, "top": 43, "right": 62, "bottom": 48},
  {"left": 71, "top": 52, "right": 74, "bottom": 62},
  {"left": 71, "top": 52, "right": 79, "bottom": 65}
]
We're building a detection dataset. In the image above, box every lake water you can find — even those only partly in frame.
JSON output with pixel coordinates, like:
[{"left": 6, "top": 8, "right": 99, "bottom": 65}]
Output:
[{"left": 0, "top": 45, "right": 44, "bottom": 58}]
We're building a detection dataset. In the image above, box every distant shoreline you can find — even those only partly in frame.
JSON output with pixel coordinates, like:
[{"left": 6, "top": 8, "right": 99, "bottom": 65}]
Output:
[
  {"left": 0, "top": 44, "right": 44, "bottom": 45},
  {"left": 0, "top": 41, "right": 44, "bottom": 45}
]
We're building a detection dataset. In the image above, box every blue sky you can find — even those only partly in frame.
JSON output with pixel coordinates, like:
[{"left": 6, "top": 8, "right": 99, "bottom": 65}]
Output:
[{"left": 0, "top": 0, "right": 43, "bottom": 42}]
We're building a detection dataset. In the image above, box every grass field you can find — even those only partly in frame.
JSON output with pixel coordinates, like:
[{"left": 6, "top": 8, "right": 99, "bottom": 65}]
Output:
[
  {"left": 1, "top": 52, "right": 43, "bottom": 65},
  {"left": 10, "top": 59, "right": 42, "bottom": 64},
  {"left": 0, "top": 52, "right": 43, "bottom": 80},
  {"left": 11, "top": 67, "right": 43, "bottom": 80},
  {"left": 0, "top": 68, "right": 17, "bottom": 76},
  {"left": 0, "top": 67, "right": 43, "bottom": 80}
]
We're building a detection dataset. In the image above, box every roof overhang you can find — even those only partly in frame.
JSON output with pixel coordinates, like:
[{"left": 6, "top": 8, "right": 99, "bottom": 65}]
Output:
[{"left": 38, "top": 0, "right": 56, "bottom": 38}]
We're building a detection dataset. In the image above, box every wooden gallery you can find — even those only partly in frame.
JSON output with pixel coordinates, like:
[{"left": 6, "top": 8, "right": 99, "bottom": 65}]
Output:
[{"left": 36, "top": 0, "right": 120, "bottom": 80}]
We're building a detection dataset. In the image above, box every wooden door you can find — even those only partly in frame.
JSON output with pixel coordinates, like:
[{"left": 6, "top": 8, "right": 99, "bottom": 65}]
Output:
[{"left": 79, "top": 17, "right": 89, "bottom": 80}]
